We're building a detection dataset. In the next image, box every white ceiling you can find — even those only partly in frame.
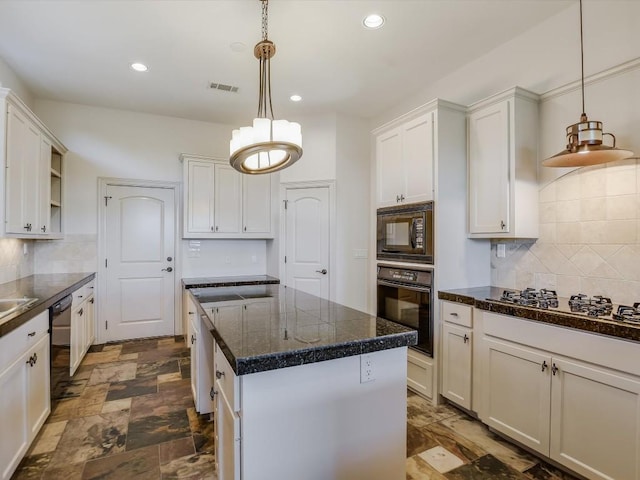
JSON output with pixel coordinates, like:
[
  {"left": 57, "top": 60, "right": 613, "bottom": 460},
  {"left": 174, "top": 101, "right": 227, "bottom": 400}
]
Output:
[{"left": 0, "top": 0, "right": 574, "bottom": 125}]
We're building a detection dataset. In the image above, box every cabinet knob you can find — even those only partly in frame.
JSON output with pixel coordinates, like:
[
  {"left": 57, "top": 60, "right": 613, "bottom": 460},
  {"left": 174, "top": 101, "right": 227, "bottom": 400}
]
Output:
[
  {"left": 244, "top": 226, "right": 247, "bottom": 232},
  {"left": 463, "top": 334, "right": 469, "bottom": 344},
  {"left": 551, "top": 363, "right": 559, "bottom": 376},
  {"left": 500, "top": 220, "right": 506, "bottom": 230},
  {"left": 449, "top": 312, "right": 459, "bottom": 317},
  {"left": 211, "top": 226, "right": 214, "bottom": 231},
  {"left": 396, "top": 195, "right": 400, "bottom": 203},
  {"left": 216, "top": 370, "right": 225, "bottom": 379},
  {"left": 400, "top": 194, "right": 405, "bottom": 202},
  {"left": 215, "top": 226, "right": 219, "bottom": 232},
  {"left": 41, "top": 225, "right": 47, "bottom": 233},
  {"left": 191, "top": 334, "right": 196, "bottom": 345},
  {"left": 541, "top": 361, "right": 548, "bottom": 372},
  {"left": 78, "top": 308, "right": 83, "bottom": 316},
  {"left": 210, "top": 386, "right": 218, "bottom": 400}
]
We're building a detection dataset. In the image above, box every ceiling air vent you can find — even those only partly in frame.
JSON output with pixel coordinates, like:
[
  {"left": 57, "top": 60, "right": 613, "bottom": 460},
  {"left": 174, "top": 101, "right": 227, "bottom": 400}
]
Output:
[{"left": 209, "top": 82, "right": 239, "bottom": 93}]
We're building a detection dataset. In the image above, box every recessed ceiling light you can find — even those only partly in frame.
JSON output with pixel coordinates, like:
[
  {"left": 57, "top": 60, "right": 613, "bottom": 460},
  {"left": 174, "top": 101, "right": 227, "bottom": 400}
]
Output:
[
  {"left": 363, "top": 14, "right": 385, "bottom": 29},
  {"left": 290, "top": 95, "right": 302, "bottom": 102},
  {"left": 130, "top": 62, "right": 148, "bottom": 72}
]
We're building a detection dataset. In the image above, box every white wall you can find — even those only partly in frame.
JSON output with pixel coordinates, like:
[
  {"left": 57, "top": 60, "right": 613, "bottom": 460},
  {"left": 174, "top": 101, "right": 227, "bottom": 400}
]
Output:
[
  {"left": 335, "top": 114, "right": 370, "bottom": 311},
  {"left": 0, "top": 56, "right": 33, "bottom": 108},
  {"left": 32, "top": 99, "right": 267, "bottom": 277}
]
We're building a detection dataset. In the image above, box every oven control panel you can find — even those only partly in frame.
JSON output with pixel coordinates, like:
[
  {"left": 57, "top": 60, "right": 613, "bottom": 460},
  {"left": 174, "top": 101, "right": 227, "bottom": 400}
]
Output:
[
  {"left": 377, "top": 265, "right": 433, "bottom": 287},
  {"left": 390, "top": 270, "right": 417, "bottom": 282}
]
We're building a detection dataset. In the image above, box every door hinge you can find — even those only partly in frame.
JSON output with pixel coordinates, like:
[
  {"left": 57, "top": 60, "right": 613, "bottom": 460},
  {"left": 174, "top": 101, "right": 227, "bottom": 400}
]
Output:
[
  {"left": 283, "top": 199, "right": 288, "bottom": 210},
  {"left": 105, "top": 258, "right": 108, "bottom": 268},
  {"left": 105, "top": 321, "right": 108, "bottom": 330},
  {"left": 105, "top": 195, "right": 112, "bottom": 206},
  {"left": 284, "top": 256, "right": 287, "bottom": 263}
]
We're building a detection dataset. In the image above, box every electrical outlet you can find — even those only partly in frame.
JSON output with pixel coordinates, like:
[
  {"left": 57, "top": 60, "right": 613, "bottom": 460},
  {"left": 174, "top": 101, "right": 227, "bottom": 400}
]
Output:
[{"left": 360, "top": 354, "right": 375, "bottom": 383}]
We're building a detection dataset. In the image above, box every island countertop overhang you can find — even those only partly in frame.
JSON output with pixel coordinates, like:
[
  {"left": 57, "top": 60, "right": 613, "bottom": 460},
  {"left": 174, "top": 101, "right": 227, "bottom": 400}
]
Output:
[{"left": 185, "top": 282, "right": 417, "bottom": 376}]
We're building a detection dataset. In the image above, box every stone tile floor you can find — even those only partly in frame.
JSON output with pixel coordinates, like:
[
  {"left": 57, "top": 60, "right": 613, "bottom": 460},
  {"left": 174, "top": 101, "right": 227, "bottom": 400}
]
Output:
[{"left": 11, "top": 337, "right": 580, "bottom": 479}]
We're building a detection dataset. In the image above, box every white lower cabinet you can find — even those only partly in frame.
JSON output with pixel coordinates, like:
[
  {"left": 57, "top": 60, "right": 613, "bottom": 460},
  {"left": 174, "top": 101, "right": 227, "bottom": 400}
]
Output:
[
  {"left": 407, "top": 348, "right": 434, "bottom": 399},
  {"left": 482, "top": 337, "right": 551, "bottom": 454},
  {"left": 478, "top": 311, "right": 640, "bottom": 480},
  {"left": 0, "top": 311, "right": 50, "bottom": 480},
  {"left": 70, "top": 281, "right": 96, "bottom": 376},
  {"left": 549, "top": 357, "right": 640, "bottom": 480},
  {"left": 188, "top": 305, "right": 215, "bottom": 415},
  {"left": 441, "top": 323, "right": 472, "bottom": 410}
]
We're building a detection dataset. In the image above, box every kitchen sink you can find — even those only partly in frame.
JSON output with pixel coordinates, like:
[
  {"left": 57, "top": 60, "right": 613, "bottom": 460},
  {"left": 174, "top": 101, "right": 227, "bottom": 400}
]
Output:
[{"left": 0, "top": 297, "right": 38, "bottom": 319}]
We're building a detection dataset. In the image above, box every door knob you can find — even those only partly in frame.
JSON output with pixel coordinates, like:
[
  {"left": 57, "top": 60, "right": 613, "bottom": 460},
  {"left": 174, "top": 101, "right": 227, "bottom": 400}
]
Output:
[
  {"left": 315, "top": 269, "right": 328, "bottom": 275},
  {"left": 162, "top": 267, "right": 173, "bottom": 272}
]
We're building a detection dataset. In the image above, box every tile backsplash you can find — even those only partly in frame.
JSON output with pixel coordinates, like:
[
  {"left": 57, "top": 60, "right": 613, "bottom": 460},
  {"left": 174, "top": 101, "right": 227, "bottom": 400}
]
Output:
[
  {"left": 0, "top": 238, "right": 34, "bottom": 283},
  {"left": 34, "top": 234, "right": 97, "bottom": 274},
  {"left": 491, "top": 158, "right": 640, "bottom": 304}
]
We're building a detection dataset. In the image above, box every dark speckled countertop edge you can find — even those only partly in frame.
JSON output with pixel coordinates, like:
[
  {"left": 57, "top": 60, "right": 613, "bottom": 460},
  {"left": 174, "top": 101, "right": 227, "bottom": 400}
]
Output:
[
  {"left": 0, "top": 273, "right": 96, "bottom": 338},
  {"left": 438, "top": 288, "right": 640, "bottom": 343},
  {"left": 182, "top": 275, "right": 280, "bottom": 289},
  {"left": 188, "top": 284, "right": 417, "bottom": 376}
]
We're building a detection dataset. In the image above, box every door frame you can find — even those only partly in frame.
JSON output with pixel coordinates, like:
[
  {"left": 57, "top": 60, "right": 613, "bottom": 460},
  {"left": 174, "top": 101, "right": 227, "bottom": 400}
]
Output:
[
  {"left": 279, "top": 180, "right": 336, "bottom": 301},
  {"left": 97, "top": 177, "right": 181, "bottom": 344}
]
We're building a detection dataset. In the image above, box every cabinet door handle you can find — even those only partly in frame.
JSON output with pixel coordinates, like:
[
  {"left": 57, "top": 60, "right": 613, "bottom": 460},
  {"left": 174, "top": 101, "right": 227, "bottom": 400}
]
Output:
[
  {"left": 26, "top": 355, "right": 33, "bottom": 366},
  {"left": 463, "top": 334, "right": 469, "bottom": 344},
  {"left": 79, "top": 308, "right": 83, "bottom": 316},
  {"left": 500, "top": 220, "right": 506, "bottom": 230},
  {"left": 210, "top": 226, "right": 214, "bottom": 231},
  {"left": 90, "top": 298, "right": 94, "bottom": 304},
  {"left": 27, "top": 331, "right": 36, "bottom": 337},
  {"left": 315, "top": 269, "right": 328, "bottom": 275},
  {"left": 243, "top": 226, "right": 247, "bottom": 232},
  {"left": 552, "top": 363, "right": 559, "bottom": 376},
  {"left": 210, "top": 386, "right": 218, "bottom": 400},
  {"left": 216, "top": 370, "right": 225, "bottom": 379},
  {"left": 191, "top": 334, "right": 196, "bottom": 345},
  {"left": 400, "top": 194, "right": 405, "bottom": 202},
  {"left": 396, "top": 195, "right": 401, "bottom": 203},
  {"left": 215, "top": 226, "right": 219, "bottom": 232},
  {"left": 41, "top": 225, "right": 47, "bottom": 233},
  {"left": 33, "top": 352, "right": 37, "bottom": 365},
  {"left": 541, "top": 361, "right": 548, "bottom": 372},
  {"left": 24, "top": 223, "right": 32, "bottom": 231},
  {"left": 162, "top": 267, "right": 173, "bottom": 272},
  {"left": 449, "top": 312, "right": 459, "bottom": 317}
]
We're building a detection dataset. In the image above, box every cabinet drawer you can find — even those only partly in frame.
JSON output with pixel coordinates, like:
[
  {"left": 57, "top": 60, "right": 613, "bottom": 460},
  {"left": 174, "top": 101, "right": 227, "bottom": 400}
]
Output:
[
  {"left": 0, "top": 310, "right": 49, "bottom": 368},
  {"left": 72, "top": 280, "right": 95, "bottom": 307},
  {"left": 441, "top": 301, "right": 472, "bottom": 327},
  {"left": 214, "top": 347, "right": 239, "bottom": 413}
]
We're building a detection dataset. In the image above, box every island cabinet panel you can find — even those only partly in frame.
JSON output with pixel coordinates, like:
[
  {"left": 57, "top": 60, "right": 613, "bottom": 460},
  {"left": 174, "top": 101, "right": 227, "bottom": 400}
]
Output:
[
  {"left": 0, "top": 310, "right": 51, "bottom": 480},
  {"left": 181, "top": 155, "right": 274, "bottom": 239},
  {"left": 235, "top": 347, "right": 408, "bottom": 480},
  {"left": 70, "top": 280, "right": 96, "bottom": 376},
  {"left": 441, "top": 323, "right": 472, "bottom": 410}
]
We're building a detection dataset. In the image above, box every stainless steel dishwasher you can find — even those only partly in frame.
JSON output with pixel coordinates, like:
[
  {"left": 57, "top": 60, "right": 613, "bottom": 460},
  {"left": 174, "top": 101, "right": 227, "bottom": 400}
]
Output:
[{"left": 50, "top": 294, "right": 73, "bottom": 346}]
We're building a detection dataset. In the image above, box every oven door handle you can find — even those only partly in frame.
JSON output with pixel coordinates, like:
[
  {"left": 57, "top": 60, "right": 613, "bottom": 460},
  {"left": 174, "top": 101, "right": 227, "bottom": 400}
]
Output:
[
  {"left": 377, "top": 279, "right": 431, "bottom": 293},
  {"left": 410, "top": 219, "right": 416, "bottom": 249}
]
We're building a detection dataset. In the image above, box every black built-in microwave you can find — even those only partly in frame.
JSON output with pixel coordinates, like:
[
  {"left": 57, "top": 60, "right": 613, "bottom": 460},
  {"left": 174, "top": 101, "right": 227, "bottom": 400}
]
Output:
[{"left": 376, "top": 201, "right": 433, "bottom": 264}]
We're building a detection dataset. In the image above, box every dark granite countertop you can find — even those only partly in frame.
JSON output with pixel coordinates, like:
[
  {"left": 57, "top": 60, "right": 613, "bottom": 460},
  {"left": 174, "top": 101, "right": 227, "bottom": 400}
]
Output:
[
  {"left": 0, "top": 273, "right": 96, "bottom": 337},
  {"left": 438, "top": 286, "right": 640, "bottom": 343},
  {"left": 182, "top": 275, "right": 280, "bottom": 289},
  {"left": 187, "top": 283, "right": 417, "bottom": 376}
]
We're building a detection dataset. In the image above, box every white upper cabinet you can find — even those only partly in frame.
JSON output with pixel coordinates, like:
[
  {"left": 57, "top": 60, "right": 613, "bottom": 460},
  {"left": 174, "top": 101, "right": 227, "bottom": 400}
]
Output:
[
  {"left": 1, "top": 88, "right": 66, "bottom": 239},
  {"left": 467, "top": 87, "right": 539, "bottom": 238},
  {"left": 181, "top": 154, "right": 274, "bottom": 238},
  {"left": 375, "top": 112, "right": 434, "bottom": 207}
]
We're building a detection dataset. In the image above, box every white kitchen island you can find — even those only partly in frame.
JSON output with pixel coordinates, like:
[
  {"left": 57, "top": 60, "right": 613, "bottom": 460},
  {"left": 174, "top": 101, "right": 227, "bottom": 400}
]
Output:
[{"left": 184, "top": 280, "right": 417, "bottom": 480}]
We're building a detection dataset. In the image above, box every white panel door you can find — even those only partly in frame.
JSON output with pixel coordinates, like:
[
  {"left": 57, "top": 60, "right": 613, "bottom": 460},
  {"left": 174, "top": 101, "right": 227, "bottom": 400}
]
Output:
[
  {"left": 482, "top": 337, "right": 551, "bottom": 455},
  {"left": 105, "top": 185, "right": 176, "bottom": 341},
  {"left": 402, "top": 113, "right": 434, "bottom": 204},
  {"left": 284, "top": 187, "right": 330, "bottom": 299},
  {"left": 468, "top": 101, "right": 510, "bottom": 234},
  {"left": 550, "top": 358, "right": 640, "bottom": 480}
]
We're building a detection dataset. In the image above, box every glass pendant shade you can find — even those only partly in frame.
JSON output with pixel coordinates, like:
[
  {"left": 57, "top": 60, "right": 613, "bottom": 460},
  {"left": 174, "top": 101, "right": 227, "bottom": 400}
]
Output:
[{"left": 230, "top": 118, "right": 302, "bottom": 174}]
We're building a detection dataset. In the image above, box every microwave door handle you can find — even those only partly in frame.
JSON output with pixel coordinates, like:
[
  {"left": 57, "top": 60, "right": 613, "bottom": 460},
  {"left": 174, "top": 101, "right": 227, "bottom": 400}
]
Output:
[{"left": 410, "top": 220, "right": 416, "bottom": 249}]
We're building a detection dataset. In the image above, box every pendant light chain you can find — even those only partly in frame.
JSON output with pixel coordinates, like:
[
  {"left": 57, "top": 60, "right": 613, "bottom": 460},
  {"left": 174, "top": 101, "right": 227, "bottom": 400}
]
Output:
[
  {"left": 262, "top": 0, "right": 269, "bottom": 41},
  {"left": 579, "top": 0, "right": 585, "bottom": 116}
]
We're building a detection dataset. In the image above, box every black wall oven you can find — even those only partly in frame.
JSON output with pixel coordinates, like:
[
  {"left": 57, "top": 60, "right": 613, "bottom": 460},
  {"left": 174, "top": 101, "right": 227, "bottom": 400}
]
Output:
[
  {"left": 376, "top": 265, "right": 433, "bottom": 356},
  {"left": 376, "top": 201, "right": 433, "bottom": 264}
]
